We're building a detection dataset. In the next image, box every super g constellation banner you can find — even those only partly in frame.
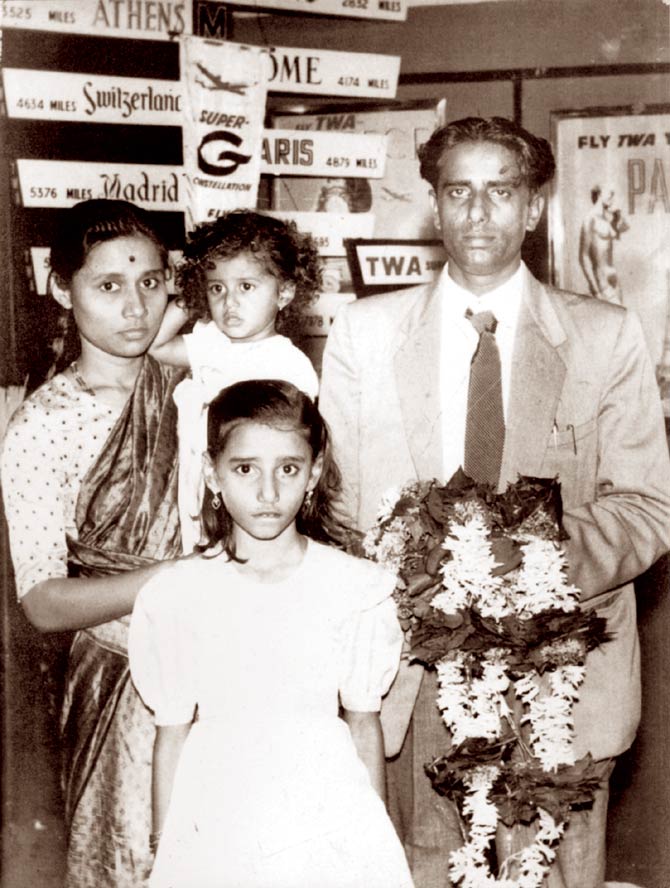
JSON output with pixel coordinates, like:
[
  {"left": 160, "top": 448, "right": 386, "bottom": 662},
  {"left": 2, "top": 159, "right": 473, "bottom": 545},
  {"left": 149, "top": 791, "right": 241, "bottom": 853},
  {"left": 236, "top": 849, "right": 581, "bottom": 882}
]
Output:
[
  {"left": 180, "top": 37, "right": 268, "bottom": 230},
  {"left": 549, "top": 107, "right": 670, "bottom": 412}
]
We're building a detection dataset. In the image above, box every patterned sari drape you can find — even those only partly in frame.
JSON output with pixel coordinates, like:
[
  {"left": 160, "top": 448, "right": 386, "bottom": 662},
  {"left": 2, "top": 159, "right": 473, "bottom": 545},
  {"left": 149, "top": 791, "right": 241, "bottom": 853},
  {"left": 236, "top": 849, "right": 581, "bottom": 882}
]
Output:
[{"left": 62, "top": 356, "right": 183, "bottom": 830}]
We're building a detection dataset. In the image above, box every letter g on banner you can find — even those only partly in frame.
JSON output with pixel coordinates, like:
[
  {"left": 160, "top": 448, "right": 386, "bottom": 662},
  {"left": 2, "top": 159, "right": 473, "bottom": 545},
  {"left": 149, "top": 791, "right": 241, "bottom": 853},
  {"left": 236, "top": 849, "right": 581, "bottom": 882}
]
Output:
[{"left": 198, "top": 130, "right": 252, "bottom": 176}]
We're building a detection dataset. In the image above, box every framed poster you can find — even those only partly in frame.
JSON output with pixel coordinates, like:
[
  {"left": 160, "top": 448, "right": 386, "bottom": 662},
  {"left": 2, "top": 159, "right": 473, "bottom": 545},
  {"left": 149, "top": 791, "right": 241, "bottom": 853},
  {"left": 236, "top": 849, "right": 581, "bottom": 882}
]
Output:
[
  {"left": 270, "top": 100, "right": 443, "bottom": 336},
  {"left": 271, "top": 100, "right": 443, "bottom": 243},
  {"left": 549, "top": 106, "right": 670, "bottom": 412}
]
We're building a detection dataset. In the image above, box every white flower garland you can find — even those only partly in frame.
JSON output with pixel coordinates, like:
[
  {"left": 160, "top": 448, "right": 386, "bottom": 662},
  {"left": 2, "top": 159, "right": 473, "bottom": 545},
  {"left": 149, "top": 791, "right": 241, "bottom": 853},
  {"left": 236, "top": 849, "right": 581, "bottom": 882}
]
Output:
[
  {"left": 448, "top": 767, "right": 566, "bottom": 888},
  {"left": 362, "top": 516, "right": 409, "bottom": 573},
  {"left": 433, "top": 512, "right": 506, "bottom": 617},
  {"left": 436, "top": 653, "right": 510, "bottom": 746},
  {"left": 430, "top": 511, "right": 583, "bottom": 887},
  {"left": 515, "top": 666, "right": 584, "bottom": 770},
  {"left": 513, "top": 538, "right": 579, "bottom": 617}
]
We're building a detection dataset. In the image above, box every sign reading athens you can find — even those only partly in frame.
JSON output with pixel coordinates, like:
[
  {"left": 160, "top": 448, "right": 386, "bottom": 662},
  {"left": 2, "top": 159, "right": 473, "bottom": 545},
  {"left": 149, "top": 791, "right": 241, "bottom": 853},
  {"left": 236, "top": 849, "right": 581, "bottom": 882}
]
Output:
[{"left": 0, "top": 0, "right": 189, "bottom": 40}]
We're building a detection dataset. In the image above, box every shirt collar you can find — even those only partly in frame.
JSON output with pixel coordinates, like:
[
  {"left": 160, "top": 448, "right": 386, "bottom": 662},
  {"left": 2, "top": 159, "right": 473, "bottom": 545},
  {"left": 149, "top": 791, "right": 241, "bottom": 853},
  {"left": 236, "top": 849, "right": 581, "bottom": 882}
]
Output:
[{"left": 438, "top": 262, "right": 527, "bottom": 331}]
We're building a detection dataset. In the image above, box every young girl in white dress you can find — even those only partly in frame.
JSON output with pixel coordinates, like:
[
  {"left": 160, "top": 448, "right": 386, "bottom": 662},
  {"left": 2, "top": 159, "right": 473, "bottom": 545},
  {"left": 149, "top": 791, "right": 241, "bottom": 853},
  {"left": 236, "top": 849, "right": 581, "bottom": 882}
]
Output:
[
  {"left": 128, "top": 379, "right": 414, "bottom": 888},
  {"left": 149, "top": 211, "right": 320, "bottom": 553}
]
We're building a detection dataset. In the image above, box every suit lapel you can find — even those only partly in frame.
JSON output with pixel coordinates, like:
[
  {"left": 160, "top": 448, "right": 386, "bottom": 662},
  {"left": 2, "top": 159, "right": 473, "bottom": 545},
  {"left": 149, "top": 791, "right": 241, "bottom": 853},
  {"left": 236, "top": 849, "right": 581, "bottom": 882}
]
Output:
[
  {"left": 391, "top": 273, "right": 568, "bottom": 487},
  {"left": 499, "top": 274, "right": 568, "bottom": 488},
  {"left": 393, "top": 285, "right": 444, "bottom": 481}
]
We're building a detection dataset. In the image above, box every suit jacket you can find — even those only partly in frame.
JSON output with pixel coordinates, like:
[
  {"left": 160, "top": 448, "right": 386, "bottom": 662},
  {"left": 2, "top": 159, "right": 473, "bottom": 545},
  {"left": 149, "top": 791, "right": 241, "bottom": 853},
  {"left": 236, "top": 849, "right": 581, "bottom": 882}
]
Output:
[{"left": 319, "top": 266, "right": 670, "bottom": 760}]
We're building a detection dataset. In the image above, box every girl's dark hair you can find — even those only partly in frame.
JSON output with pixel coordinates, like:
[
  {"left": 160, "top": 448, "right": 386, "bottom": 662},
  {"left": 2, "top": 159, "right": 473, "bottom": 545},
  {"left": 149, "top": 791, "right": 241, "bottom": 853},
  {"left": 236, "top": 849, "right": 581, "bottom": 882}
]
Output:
[
  {"left": 200, "top": 379, "right": 350, "bottom": 557},
  {"left": 45, "top": 200, "right": 169, "bottom": 379},
  {"left": 175, "top": 211, "right": 322, "bottom": 342}
]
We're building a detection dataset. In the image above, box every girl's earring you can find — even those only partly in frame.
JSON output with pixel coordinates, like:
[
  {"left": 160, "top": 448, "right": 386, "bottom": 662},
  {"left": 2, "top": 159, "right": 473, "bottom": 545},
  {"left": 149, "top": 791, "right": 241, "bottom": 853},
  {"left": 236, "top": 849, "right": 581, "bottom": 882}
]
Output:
[
  {"left": 303, "top": 489, "right": 314, "bottom": 509},
  {"left": 211, "top": 494, "right": 222, "bottom": 511}
]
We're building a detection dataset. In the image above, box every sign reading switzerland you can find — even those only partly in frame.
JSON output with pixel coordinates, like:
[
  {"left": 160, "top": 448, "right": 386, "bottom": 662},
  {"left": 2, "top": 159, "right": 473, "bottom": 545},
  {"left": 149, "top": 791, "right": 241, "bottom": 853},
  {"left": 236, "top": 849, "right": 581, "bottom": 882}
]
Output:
[
  {"left": 2, "top": 48, "right": 398, "bottom": 129},
  {"left": 2, "top": 69, "right": 183, "bottom": 125}
]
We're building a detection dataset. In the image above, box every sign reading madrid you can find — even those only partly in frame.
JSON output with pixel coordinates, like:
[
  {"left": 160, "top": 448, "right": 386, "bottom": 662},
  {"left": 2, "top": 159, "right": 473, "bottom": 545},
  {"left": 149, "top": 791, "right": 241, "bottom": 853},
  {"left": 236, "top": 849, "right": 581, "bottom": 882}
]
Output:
[{"left": 17, "top": 160, "right": 182, "bottom": 210}]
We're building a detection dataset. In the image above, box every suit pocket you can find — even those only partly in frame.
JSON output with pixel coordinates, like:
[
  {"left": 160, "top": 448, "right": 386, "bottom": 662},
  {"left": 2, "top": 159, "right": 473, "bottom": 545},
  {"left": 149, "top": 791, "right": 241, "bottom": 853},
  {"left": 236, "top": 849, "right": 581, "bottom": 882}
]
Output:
[{"left": 539, "top": 417, "right": 598, "bottom": 508}]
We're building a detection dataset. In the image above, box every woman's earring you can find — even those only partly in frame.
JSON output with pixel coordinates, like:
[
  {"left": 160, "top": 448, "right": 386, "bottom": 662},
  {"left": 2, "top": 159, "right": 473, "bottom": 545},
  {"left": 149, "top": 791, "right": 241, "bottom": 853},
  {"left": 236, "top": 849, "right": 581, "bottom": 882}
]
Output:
[
  {"left": 211, "top": 494, "right": 221, "bottom": 511},
  {"left": 303, "top": 489, "right": 314, "bottom": 510}
]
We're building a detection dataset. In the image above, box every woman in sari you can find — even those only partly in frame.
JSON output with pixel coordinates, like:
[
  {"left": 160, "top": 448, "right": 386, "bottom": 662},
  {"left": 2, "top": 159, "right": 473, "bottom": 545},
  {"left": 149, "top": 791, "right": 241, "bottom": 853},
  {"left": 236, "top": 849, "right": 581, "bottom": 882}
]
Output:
[{"left": 1, "top": 199, "right": 183, "bottom": 886}]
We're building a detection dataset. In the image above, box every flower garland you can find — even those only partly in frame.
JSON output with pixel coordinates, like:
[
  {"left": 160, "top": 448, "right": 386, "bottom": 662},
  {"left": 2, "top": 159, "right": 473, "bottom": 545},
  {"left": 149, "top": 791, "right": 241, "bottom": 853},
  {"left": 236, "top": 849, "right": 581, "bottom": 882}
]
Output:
[
  {"left": 448, "top": 766, "right": 566, "bottom": 888},
  {"left": 362, "top": 471, "right": 611, "bottom": 888}
]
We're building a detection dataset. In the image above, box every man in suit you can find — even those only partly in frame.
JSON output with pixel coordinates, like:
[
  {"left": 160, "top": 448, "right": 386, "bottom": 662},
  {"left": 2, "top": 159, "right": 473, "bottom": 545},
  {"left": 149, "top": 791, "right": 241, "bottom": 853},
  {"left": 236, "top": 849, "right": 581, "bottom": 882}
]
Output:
[{"left": 319, "top": 117, "right": 670, "bottom": 888}]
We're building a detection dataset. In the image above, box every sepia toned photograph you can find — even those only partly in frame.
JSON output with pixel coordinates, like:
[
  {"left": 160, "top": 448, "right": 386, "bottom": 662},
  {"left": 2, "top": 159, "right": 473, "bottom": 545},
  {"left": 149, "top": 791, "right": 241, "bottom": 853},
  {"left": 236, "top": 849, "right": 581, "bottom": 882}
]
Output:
[{"left": 1, "top": 3, "right": 669, "bottom": 888}]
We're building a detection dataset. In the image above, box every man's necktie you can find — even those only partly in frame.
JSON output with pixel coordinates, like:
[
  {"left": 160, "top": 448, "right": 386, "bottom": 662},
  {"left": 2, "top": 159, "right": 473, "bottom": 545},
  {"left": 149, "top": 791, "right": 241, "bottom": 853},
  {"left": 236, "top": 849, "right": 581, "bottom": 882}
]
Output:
[{"left": 463, "top": 309, "right": 505, "bottom": 487}]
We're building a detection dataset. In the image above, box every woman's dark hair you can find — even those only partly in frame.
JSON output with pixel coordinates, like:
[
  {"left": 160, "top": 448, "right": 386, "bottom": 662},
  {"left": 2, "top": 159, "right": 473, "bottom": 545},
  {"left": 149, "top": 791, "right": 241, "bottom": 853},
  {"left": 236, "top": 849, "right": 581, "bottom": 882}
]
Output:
[
  {"left": 200, "top": 379, "right": 351, "bottom": 558},
  {"left": 418, "top": 116, "right": 556, "bottom": 193},
  {"left": 45, "top": 200, "right": 169, "bottom": 379},
  {"left": 175, "top": 211, "right": 323, "bottom": 342},
  {"left": 48, "top": 198, "right": 169, "bottom": 287}
]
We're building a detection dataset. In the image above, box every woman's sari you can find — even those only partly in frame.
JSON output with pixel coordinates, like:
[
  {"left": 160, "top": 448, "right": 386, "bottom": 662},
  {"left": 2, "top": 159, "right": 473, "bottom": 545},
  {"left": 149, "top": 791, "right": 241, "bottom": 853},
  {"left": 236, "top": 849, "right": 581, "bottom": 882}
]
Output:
[{"left": 61, "top": 357, "right": 183, "bottom": 887}]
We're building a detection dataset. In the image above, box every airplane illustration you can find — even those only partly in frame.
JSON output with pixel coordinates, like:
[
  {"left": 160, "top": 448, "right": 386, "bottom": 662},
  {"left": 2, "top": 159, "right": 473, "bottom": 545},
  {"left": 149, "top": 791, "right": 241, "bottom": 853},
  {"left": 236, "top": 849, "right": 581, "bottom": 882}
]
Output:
[{"left": 195, "top": 63, "right": 248, "bottom": 95}]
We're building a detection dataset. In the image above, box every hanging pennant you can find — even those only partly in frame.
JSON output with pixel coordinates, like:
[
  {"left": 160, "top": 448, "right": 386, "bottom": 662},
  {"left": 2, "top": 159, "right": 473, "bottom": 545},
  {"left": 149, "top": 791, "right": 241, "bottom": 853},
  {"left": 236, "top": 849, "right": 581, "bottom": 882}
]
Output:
[{"left": 180, "top": 36, "right": 267, "bottom": 229}]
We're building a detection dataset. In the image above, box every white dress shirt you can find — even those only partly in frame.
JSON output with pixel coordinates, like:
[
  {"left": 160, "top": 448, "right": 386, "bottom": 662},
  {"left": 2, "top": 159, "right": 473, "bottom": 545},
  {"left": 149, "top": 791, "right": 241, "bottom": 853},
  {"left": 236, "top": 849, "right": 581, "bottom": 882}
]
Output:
[{"left": 438, "top": 262, "right": 526, "bottom": 481}]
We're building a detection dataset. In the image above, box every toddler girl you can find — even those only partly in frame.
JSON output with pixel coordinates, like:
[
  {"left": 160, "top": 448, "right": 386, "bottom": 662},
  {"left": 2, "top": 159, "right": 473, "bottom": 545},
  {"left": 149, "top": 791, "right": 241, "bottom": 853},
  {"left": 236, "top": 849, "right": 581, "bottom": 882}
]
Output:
[
  {"left": 128, "top": 379, "right": 414, "bottom": 888},
  {"left": 151, "top": 210, "right": 321, "bottom": 551}
]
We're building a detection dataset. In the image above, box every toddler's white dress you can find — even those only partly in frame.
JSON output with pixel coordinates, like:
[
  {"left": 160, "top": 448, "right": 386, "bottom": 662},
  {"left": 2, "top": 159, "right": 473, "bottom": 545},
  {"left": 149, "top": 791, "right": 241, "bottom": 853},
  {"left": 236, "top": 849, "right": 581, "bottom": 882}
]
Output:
[{"left": 129, "top": 540, "right": 414, "bottom": 888}]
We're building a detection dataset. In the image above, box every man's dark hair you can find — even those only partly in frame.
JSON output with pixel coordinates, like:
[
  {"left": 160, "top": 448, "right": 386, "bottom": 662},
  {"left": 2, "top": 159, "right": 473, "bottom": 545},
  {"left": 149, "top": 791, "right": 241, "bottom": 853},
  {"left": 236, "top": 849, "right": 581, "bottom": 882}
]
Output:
[{"left": 418, "top": 117, "right": 556, "bottom": 192}]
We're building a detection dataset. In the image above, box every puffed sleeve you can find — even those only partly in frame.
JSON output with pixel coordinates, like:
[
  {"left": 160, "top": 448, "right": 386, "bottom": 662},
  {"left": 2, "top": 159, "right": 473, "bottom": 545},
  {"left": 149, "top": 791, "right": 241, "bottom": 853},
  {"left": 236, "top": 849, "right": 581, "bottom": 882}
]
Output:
[
  {"left": 128, "top": 566, "right": 198, "bottom": 726},
  {"left": 338, "top": 559, "right": 403, "bottom": 713}
]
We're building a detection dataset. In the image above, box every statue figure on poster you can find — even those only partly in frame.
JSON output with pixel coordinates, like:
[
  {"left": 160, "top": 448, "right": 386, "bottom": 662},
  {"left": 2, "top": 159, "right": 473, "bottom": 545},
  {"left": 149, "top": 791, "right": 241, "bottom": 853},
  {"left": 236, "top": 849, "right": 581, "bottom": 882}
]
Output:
[
  {"left": 314, "top": 177, "right": 373, "bottom": 213},
  {"left": 578, "top": 184, "right": 629, "bottom": 304}
]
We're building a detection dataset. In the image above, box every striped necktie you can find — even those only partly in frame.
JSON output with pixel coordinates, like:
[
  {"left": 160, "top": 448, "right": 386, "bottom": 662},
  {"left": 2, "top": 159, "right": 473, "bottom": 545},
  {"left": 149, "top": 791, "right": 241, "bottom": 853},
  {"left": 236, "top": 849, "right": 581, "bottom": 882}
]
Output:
[{"left": 463, "top": 309, "right": 505, "bottom": 487}]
